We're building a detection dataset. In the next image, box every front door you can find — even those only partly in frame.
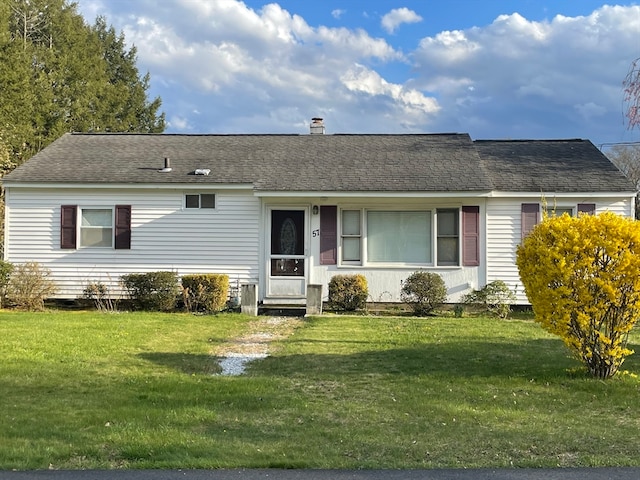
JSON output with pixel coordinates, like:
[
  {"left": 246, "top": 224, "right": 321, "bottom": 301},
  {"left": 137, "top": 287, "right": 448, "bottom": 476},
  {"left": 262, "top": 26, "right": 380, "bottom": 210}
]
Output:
[{"left": 267, "top": 208, "right": 307, "bottom": 299}]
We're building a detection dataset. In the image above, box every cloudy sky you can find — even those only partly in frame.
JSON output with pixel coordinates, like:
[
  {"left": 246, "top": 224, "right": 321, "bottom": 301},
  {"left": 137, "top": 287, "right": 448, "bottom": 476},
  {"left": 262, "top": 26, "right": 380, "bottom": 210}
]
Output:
[{"left": 75, "top": 0, "right": 640, "bottom": 148}]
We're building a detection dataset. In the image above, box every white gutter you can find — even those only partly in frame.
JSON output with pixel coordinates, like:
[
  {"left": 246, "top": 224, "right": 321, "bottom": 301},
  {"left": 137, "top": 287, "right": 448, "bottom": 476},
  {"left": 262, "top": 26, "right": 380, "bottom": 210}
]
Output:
[{"left": 2, "top": 183, "right": 255, "bottom": 191}]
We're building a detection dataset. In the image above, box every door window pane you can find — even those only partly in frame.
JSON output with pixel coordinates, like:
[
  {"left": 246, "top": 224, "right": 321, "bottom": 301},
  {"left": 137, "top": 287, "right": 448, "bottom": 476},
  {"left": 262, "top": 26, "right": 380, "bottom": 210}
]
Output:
[{"left": 271, "top": 210, "right": 304, "bottom": 255}]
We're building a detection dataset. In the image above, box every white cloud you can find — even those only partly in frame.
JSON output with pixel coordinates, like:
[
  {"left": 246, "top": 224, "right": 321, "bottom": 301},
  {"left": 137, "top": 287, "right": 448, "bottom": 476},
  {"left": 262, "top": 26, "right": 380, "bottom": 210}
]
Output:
[
  {"left": 412, "top": 5, "right": 640, "bottom": 140},
  {"left": 73, "top": 1, "right": 640, "bottom": 142},
  {"left": 341, "top": 64, "right": 439, "bottom": 115},
  {"left": 332, "top": 9, "right": 346, "bottom": 20},
  {"left": 381, "top": 7, "right": 423, "bottom": 34},
  {"left": 167, "top": 115, "right": 191, "bottom": 131}
]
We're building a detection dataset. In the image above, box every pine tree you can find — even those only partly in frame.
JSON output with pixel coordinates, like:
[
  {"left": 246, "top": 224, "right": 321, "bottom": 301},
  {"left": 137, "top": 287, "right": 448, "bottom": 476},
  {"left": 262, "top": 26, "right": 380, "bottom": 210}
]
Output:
[
  {"left": 91, "top": 16, "right": 165, "bottom": 133},
  {"left": 0, "top": 0, "right": 165, "bottom": 169}
]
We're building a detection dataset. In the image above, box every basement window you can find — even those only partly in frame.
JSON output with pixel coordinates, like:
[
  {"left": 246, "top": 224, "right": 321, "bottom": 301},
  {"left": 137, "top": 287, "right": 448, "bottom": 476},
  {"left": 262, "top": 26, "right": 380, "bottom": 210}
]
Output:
[{"left": 185, "top": 193, "right": 216, "bottom": 209}]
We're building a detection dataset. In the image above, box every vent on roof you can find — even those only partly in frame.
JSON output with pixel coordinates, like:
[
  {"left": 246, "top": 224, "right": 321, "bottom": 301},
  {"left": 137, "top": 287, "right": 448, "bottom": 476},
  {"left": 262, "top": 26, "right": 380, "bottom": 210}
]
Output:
[
  {"left": 310, "top": 117, "right": 325, "bottom": 135},
  {"left": 158, "top": 157, "right": 172, "bottom": 173}
]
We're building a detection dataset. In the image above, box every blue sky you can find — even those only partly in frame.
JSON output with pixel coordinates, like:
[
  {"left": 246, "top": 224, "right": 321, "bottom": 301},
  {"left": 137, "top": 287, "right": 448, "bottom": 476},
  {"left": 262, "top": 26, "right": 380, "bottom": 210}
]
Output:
[{"left": 75, "top": 1, "right": 640, "bottom": 148}]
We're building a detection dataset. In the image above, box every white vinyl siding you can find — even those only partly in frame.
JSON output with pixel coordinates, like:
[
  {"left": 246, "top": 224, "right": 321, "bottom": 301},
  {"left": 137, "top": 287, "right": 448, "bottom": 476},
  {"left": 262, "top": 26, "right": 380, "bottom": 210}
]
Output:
[
  {"left": 485, "top": 196, "right": 634, "bottom": 304},
  {"left": 4, "top": 187, "right": 260, "bottom": 299}
]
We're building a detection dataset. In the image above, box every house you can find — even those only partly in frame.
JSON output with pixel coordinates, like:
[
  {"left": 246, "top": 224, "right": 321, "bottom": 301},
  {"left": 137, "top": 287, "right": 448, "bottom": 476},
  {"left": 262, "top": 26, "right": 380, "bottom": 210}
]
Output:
[{"left": 2, "top": 120, "right": 636, "bottom": 305}]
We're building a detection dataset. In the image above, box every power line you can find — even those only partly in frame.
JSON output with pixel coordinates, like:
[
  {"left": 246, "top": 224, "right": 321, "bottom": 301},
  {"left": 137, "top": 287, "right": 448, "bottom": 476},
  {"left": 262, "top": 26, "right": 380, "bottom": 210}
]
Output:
[{"left": 599, "top": 141, "right": 640, "bottom": 150}]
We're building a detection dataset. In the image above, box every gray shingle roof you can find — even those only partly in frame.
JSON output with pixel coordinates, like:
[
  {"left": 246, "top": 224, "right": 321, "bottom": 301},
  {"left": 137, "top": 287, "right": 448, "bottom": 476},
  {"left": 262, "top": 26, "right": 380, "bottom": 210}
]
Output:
[
  {"left": 2, "top": 133, "right": 635, "bottom": 194},
  {"left": 475, "top": 139, "right": 635, "bottom": 192}
]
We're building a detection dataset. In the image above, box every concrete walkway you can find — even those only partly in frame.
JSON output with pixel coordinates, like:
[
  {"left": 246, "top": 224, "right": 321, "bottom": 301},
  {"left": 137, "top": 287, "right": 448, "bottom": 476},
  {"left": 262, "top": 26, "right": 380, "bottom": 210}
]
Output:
[{"left": 1, "top": 468, "right": 639, "bottom": 480}]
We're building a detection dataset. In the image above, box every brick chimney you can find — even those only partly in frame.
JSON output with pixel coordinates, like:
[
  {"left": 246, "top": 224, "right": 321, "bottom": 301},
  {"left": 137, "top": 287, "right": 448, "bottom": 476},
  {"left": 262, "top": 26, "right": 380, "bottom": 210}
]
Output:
[{"left": 310, "top": 117, "right": 325, "bottom": 135}]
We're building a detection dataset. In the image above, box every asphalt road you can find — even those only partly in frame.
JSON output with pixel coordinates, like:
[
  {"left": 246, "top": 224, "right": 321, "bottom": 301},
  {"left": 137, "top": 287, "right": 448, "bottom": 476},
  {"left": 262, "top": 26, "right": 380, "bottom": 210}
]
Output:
[{"left": 1, "top": 469, "right": 639, "bottom": 480}]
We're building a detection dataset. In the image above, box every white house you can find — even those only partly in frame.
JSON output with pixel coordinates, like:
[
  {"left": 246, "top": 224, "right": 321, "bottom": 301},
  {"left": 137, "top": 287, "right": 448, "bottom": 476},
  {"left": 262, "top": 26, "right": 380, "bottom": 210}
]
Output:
[{"left": 2, "top": 120, "right": 636, "bottom": 305}]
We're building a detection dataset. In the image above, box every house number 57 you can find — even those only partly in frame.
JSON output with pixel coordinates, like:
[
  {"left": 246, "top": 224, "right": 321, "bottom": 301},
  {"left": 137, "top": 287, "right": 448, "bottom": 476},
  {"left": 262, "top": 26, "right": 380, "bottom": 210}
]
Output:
[{"left": 312, "top": 229, "right": 320, "bottom": 237}]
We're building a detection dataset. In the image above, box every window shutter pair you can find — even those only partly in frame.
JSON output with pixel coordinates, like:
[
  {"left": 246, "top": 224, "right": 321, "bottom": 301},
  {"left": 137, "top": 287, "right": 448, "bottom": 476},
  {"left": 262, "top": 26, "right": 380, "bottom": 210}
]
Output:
[
  {"left": 521, "top": 203, "right": 596, "bottom": 240},
  {"left": 60, "top": 205, "right": 131, "bottom": 249},
  {"left": 320, "top": 205, "right": 481, "bottom": 267}
]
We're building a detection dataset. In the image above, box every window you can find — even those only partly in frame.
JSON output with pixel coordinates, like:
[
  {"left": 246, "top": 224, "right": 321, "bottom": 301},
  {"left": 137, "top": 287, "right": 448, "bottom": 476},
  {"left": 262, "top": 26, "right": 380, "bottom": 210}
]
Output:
[
  {"left": 80, "top": 208, "right": 113, "bottom": 247},
  {"left": 367, "top": 211, "right": 431, "bottom": 264},
  {"left": 551, "top": 207, "right": 573, "bottom": 217},
  {"left": 521, "top": 203, "right": 596, "bottom": 240},
  {"left": 341, "top": 210, "right": 361, "bottom": 262},
  {"left": 185, "top": 193, "right": 215, "bottom": 209},
  {"left": 333, "top": 207, "right": 479, "bottom": 267},
  {"left": 437, "top": 209, "right": 459, "bottom": 266},
  {"left": 60, "top": 205, "right": 131, "bottom": 250}
]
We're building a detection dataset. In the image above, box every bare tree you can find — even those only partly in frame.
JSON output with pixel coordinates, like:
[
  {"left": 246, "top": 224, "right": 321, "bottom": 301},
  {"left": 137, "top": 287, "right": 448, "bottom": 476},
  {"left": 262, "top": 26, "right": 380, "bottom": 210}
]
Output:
[
  {"left": 606, "top": 144, "right": 640, "bottom": 218},
  {"left": 9, "top": 0, "right": 52, "bottom": 50},
  {"left": 624, "top": 58, "right": 640, "bottom": 130}
]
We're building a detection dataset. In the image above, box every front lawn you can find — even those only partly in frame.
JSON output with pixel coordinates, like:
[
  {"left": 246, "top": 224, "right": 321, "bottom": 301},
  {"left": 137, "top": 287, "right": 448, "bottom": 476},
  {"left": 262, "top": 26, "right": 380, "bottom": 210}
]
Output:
[{"left": 1, "top": 311, "right": 639, "bottom": 470}]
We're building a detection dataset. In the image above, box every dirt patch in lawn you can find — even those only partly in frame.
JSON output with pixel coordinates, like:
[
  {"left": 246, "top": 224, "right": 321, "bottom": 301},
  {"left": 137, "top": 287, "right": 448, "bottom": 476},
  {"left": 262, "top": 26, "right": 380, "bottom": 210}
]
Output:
[{"left": 213, "top": 316, "right": 303, "bottom": 376}]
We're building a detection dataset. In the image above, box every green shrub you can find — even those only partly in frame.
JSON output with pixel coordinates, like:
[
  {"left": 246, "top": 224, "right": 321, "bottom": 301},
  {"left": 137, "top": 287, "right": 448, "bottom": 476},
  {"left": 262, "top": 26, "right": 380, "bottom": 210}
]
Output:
[
  {"left": 121, "top": 271, "right": 180, "bottom": 311},
  {"left": 462, "top": 280, "right": 515, "bottom": 319},
  {"left": 181, "top": 274, "right": 229, "bottom": 313},
  {"left": 6, "top": 261, "right": 57, "bottom": 311},
  {"left": 328, "top": 274, "right": 368, "bottom": 311},
  {"left": 0, "top": 260, "right": 13, "bottom": 308},
  {"left": 401, "top": 271, "right": 447, "bottom": 316}
]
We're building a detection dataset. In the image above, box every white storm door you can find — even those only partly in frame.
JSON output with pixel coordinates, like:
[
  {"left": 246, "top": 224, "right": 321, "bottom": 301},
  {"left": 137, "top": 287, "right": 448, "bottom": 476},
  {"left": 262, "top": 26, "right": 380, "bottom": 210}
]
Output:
[{"left": 267, "top": 208, "right": 307, "bottom": 298}]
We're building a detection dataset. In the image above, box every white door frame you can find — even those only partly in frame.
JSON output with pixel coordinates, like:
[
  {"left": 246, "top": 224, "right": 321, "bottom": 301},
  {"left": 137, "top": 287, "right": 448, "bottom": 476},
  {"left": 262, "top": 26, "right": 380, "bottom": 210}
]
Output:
[{"left": 265, "top": 206, "right": 309, "bottom": 302}]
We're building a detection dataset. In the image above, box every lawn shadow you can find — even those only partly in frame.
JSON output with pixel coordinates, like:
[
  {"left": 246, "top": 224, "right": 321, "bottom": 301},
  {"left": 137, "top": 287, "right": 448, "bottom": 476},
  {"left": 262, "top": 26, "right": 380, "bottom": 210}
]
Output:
[
  {"left": 253, "top": 338, "right": 577, "bottom": 378},
  {"left": 137, "top": 340, "right": 640, "bottom": 379},
  {"left": 138, "top": 352, "right": 221, "bottom": 375}
]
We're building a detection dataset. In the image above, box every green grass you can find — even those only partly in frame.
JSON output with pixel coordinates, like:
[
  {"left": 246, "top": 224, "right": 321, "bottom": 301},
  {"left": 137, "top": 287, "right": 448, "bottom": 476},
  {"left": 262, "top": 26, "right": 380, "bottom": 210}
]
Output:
[{"left": 1, "top": 310, "right": 640, "bottom": 470}]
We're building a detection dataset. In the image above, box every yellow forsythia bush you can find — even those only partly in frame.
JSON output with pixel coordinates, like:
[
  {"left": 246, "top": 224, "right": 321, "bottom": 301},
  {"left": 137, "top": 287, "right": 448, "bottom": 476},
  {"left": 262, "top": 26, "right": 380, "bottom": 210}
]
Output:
[{"left": 516, "top": 211, "right": 640, "bottom": 379}]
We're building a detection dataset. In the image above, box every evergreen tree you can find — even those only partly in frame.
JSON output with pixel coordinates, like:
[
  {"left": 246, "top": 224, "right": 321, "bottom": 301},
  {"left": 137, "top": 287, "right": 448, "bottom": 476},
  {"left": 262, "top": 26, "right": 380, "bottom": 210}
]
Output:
[
  {"left": 0, "top": 0, "right": 165, "bottom": 170},
  {"left": 91, "top": 16, "right": 165, "bottom": 133}
]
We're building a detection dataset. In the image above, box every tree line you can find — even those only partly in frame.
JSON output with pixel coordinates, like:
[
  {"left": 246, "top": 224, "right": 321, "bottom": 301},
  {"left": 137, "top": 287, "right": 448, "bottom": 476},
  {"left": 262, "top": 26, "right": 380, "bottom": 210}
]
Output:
[{"left": 0, "top": 0, "right": 165, "bottom": 176}]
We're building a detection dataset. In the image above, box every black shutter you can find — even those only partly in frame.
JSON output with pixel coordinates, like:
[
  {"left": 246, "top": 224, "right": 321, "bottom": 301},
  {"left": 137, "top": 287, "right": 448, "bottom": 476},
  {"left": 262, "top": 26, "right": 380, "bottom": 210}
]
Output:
[
  {"left": 60, "top": 205, "right": 77, "bottom": 249},
  {"left": 462, "top": 206, "right": 480, "bottom": 266},
  {"left": 114, "top": 205, "right": 131, "bottom": 250},
  {"left": 320, "top": 206, "right": 337, "bottom": 265},
  {"left": 521, "top": 203, "right": 540, "bottom": 239}
]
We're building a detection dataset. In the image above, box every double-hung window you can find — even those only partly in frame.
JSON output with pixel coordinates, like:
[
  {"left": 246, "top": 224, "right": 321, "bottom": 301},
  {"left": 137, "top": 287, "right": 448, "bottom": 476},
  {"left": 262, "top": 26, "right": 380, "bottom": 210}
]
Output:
[
  {"left": 80, "top": 208, "right": 113, "bottom": 248},
  {"left": 551, "top": 206, "right": 574, "bottom": 217},
  {"left": 341, "top": 210, "right": 361, "bottom": 263},
  {"left": 436, "top": 209, "right": 459, "bottom": 266},
  {"left": 60, "top": 205, "right": 131, "bottom": 250}
]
